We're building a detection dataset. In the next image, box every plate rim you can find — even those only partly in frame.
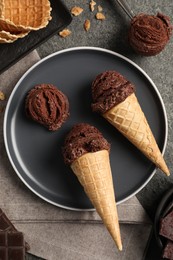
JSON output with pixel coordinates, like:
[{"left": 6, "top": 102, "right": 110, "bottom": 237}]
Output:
[{"left": 3, "top": 46, "right": 168, "bottom": 211}]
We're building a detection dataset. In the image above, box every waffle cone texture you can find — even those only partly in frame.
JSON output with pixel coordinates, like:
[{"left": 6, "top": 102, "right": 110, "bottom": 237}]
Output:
[
  {"left": 0, "top": 0, "right": 52, "bottom": 31},
  {"left": 0, "top": 0, "right": 52, "bottom": 43},
  {"left": 71, "top": 150, "right": 122, "bottom": 251},
  {"left": 0, "top": 30, "right": 29, "bottom": 43},
  {"left": 103, "top": 93, "right": 169, "bottom": 176}
]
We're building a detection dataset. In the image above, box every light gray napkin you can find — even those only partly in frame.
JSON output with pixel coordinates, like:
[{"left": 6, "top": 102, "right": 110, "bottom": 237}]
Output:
[{"left": 0, "top": 50, "right": 151, "bottom": 260}]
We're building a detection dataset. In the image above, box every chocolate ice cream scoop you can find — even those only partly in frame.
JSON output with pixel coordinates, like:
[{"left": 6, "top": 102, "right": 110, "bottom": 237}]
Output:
[
  {"left": 62, "top": 123, "right": 110, "bottom": 165},
  {"left": 129, "top": 13, "right": 173, "bottom": 56},
  {"left": 25, "top": 84, "right": 69, "bottom": 131},
  {"left": 91, "top": 70, "right": 135, "bottom": 114}
]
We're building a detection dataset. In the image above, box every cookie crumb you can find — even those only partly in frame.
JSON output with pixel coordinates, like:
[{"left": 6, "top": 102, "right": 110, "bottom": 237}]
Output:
[
  {"left": 71, "top": 6, "right": 83, "bottom": 16},
  {"left": 96, "top": 12, "right": 105, "bottom": 20},
  {"left": 98, "top": 5, "right": 103, "bottom": 12},
  {"left": 0, "top": 91, "right": 5, "bottom": 101},
  {"left": 59, "top": 29, "right": 71, "bottom": 38},
  {"left": 84, "top": 19, "right": 91, "bottom": 31},
  {"left": 90, "top": 0, "right": 96, "bottom": 12}
]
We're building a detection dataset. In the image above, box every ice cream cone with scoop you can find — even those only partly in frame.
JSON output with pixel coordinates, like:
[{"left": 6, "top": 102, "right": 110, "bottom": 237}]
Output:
[
  {"left": 62, "top": 123, "right": 122, "bottom": 251},
  {"left": 91, "top": 70, "right": 169, "bottom": 176}
]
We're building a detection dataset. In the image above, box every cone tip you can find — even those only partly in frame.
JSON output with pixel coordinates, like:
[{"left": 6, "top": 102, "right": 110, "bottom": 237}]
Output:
[
  {"left": 166, "top": 170, "right": 170, "bottom": 176},
  {"left": 115, "top": 238, "right": 122, "bottom": 251},
  {"left": 118, "top": 243, "right": 123, "bottom": 251},
  {"left": 162, "top": 165, "right": 170, "bottom": 176}
]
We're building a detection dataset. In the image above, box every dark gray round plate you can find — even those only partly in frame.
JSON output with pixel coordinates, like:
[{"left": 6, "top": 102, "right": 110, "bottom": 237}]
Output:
[{"left": 4, "top": 47, "right": 168, "bottom": 211}]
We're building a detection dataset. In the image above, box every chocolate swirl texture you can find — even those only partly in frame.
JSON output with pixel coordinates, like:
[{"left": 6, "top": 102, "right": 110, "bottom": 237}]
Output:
[
  {"left": 25, "top": 84, "right": 69, "bottom": 131},
  {"left": 91, "top": 71, "right": 135, "bottom": 114},
  {"left": 62, "top": 123, "right": 110, "bottom": 165},
  {"left": 128, "top": 13, "right": 173, "bottom": 56}
]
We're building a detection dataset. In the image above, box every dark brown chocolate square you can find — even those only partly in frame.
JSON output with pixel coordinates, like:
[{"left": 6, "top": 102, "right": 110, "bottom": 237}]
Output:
[
  {"left": 0, "top": 209, "right": 30, "bottom": 251},
  {"left": 0, "top": 249, "right": 7, "bottom": 259},
  {"left": 163, "top": 240, "right": 173, "bottom": 260},
  {"left": 9, "top": 248, "right": 25, "bottom": 259},
  {"left": 0, "top": 233, "right": 6, "bottom": 246},
  {"left": 8, "top": 233, "right": 24, "bottom": 247},
  {"left": 159, "top": 210, "right": 173, "bottom": 241},
  {"left": 0, "top": 210, "right": 16, "bottom": 232},
  {"left": 0, "top": 232, "right": 25, "bottom": 260}
]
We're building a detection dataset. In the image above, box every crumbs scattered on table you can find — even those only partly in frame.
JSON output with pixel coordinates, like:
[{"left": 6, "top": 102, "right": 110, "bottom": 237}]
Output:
[
  {"left": 0, "top": 91, "right": 5, "bottom": 101},
  {"left": 90, "top": 0, "right": 96, "bottom": 12},
  {"left": 96, "top": 12, "right": 106, "bottom": 20},
  {"left": 71, "top": 6, "right": 84, "bottom": 16},
  {"left": 84, "top": 19, "right": 91, "bottom": 31},
  {"left": 58, "top": 2, "right": 106, "bottom": 38},
  {"left": 59, "top": 29, "right": 72, "bottom": 38}
]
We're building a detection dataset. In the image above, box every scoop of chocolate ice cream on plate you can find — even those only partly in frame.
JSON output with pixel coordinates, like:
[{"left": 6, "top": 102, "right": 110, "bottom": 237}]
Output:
[{"left": 25, "top": 84, "right": 69, "bottom": 131}]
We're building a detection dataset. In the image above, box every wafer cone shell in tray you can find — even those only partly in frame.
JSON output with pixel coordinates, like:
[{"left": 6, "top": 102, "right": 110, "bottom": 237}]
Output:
[
  {"left": 103, "top": 93, "right": 169, "bottom": 176},
  {"left": 0, "top": 30, "right": 29, "bottom": 43},
  {"left": 0, "top": 0, "right": 52, "bottom": 33},
  {"left": 0, "top": 0, "right": 3, "bottom": 16},
  {"left": 71, "top": 150, "right": 122, "bottom": 251}
]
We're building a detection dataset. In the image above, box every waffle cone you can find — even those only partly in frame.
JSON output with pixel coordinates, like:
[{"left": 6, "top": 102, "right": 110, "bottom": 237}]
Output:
[
  {"left": 0, "top": 0, "right": 52, "bottom": 32},
  {"left": 71, "top": 150, "right": 122, "bottom": 251},
  {"left": 0, "top": 0, "right": 4, "bottom": 17},
  {"left": 0, "top": 18, "right": 29, "bottom": 33},
  {"left": 0, "top": 30, "right": 29, "bottom": 43},
  {"left": 103, "top": 93, "right": 169, "bottom": 176}
]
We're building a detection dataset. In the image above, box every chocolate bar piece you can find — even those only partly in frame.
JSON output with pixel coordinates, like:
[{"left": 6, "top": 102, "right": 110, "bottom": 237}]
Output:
[
  {"left": 0, "top": 208, "right": 30, "bottom": 251},
  {"left": 0, "top": 231, "right": 25, "bottom": 260},
  {"left": 159, "top": 210, "right": 173, "bottom": 240},
  {"left": 163, "top": 240, "right": 173, "bottom": 260},
  {"left": 0, "top": 209, "right": 17, "bottom": 232}
]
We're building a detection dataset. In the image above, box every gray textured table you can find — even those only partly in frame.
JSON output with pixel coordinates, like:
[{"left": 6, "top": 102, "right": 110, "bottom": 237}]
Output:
[{"left": 37, "top": 0, "right": 173, "bottom": 221}]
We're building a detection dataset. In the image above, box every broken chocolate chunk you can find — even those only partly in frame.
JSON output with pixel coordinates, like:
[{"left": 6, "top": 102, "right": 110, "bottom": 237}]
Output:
[
  {"left": 163, "top": 240, "right": 173, "bottom": 260},
  {"left": 159, "top": 210, "right": 173, "bottom": 241},
  {"left": 0, "top": 232, "right": 25, "bottom": 260},
  {"left": 0, "top": 209, "right": 17, "bottom": 232},
  {"left": 0, "top": 209, "right": 30, "bottom": 251}
]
